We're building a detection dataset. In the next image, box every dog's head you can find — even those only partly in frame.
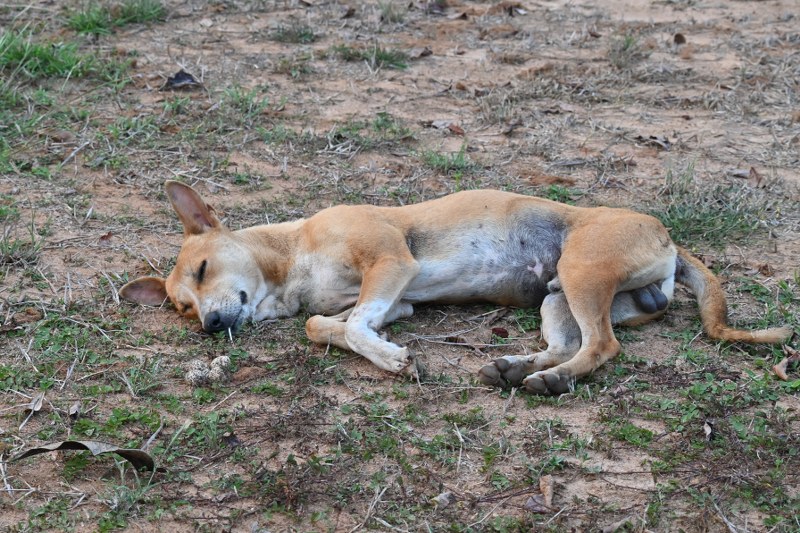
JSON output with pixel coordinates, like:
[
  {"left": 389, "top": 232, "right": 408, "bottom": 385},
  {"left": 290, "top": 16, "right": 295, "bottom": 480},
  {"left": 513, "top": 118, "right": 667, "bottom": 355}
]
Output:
[{"left": 120, "top": 181, "right": 266, "bottom": 334}]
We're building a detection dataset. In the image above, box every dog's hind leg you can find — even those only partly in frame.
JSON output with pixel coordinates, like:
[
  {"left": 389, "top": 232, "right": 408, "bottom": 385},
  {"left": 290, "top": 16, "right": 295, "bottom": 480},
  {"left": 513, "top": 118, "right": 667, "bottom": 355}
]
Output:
[
  {"left": 479, "top": 290, "right": 580, "bottom": 387},
  {"left": 306, "top": 302, "right": 415, "bottom": 353},
  {"left": 520, "top": 215, "right": 675, "bottom": 395},
  {"left": 479, "top": 280, "right": 670, "bottom": 388},
  {"left": 306, "top": 308, "right": 353, "bottom": 351}
]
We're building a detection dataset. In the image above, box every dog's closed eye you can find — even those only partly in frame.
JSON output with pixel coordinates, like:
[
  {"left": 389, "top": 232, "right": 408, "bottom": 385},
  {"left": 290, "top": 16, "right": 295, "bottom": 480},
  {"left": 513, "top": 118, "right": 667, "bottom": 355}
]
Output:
[{"left": 196, "top": 260, "right": 207, "bottom": 284}]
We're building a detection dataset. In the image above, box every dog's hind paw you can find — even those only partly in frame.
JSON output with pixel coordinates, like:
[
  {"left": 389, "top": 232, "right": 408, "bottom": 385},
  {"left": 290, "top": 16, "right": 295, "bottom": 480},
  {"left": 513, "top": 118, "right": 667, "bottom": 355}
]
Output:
[
  {"left": 523, "top": 371, "right": 574, "bottom": 396},
  {"left": 478, "top": 355, "right": 535, "bottom": 388}
]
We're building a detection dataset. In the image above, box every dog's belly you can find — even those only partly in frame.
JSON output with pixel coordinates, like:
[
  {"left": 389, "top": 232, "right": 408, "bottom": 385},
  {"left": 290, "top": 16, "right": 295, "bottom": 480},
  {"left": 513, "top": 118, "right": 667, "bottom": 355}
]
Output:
[{"left": 404, "top": 225, "right": 563, "bottom": 307}]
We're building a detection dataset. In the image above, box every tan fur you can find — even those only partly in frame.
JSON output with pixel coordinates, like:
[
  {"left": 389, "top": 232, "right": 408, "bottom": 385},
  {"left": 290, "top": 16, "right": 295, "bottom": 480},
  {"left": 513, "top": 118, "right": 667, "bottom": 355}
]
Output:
[{"left": 120, "top": 181, "right": 793, "bottom": 394}]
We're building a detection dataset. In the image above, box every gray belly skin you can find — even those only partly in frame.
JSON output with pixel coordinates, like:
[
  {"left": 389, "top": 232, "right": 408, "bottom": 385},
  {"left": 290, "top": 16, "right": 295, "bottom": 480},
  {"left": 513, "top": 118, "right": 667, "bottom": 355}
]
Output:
[{"left": 404, "top": 214, "right": 565, "bottom": 307}]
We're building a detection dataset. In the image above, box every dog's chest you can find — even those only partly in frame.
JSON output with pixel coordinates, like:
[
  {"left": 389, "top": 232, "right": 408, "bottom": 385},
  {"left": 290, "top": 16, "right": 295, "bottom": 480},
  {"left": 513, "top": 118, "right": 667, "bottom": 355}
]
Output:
[{"left": 293, "top": 256, "right": 362, "bottom": 314}]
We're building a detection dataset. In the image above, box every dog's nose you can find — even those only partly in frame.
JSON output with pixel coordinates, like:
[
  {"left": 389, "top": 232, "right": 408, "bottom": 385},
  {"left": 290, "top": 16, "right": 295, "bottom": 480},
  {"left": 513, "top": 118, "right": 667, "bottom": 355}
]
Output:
[{"left": 203, "top": 311, "right": 226, "bottom": 332}]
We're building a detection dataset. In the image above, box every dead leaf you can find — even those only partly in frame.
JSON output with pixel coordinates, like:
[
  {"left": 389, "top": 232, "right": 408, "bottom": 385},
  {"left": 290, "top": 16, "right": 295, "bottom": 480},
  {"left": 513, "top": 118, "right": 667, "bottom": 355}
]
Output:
[
  {"left": 526, "top": 171, "right": 576, "bottom": 186},
  {"left": 748, "top": 166, "right": 765, "bottom": 188},
  {"left": 422, "top": 1, "right": 446, "bottom": 15},
  {"left": 487, "top": 1, "right": 526, "bottom": 15},
  {"left": 696, "top": 254, "right": 715, "bottom": 268},
  {"left": 524, "top": 475, "right": 555, "bottom": 513},
  {"left": 634, "top": 134, "right": 671, "bottom": 151},
  {"left": 501, "top": 119, "right": 523, "bottom": 136},
  {"left": 431, "top": 491, "right": 456, "bottom": 508},
  {"left": 27, "top": 392, "right": 44, "bottom": 413},
  {"left": 12, "top": 440, "right": 157, "bottom": 471},
  {"left": 523, "top": 494, "right": 551, "bottom": 514},
  {"left": 774, "top": 346, "right": 800, "bottom": 381},
  {"left": 539, "top": 474, "right": 553, "bottom": 507},
  {"left": 98, "top": 231, "right": 113, "bottom": 245},
  {"left": 491, "top": 327, "right": 509, "bottom": 339},
  {"left": 755, "top": 263, "right": 774, "bottom": 276},
  {"left": 448, "top": 123, "right": 465, "bottom": 136},
  {"left": 602, "top": 516, "right": 641, "bottom": 533},
  {"left": 425, "top": 120, "right": 463, "bottom": 135},
  {"left": 408, "top": 46, "right": 433, "bottom": 59},
  {"left": 773, "top": 358, "right": 789, "bottom": 381},
  {"left": 69, "top": 401, "right": 81, "bottom": 420},
  {"left": 447, "top": 11, "right": 468, "bottom": 20},
  {"left": 703, "top": 420, "right": 714, "bottom": 441},
  {"left": 161, "top": 70, "right": 202, "bottom": 91},
  {"left": 160, "top": 124, "right": 181, "bottom": 134}
]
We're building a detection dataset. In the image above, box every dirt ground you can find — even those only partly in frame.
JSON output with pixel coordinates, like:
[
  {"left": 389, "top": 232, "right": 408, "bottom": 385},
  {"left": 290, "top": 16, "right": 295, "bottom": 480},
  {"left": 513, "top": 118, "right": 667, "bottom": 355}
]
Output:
[{"left": 1, "top": 0, "right": 799, "bottom": 531}]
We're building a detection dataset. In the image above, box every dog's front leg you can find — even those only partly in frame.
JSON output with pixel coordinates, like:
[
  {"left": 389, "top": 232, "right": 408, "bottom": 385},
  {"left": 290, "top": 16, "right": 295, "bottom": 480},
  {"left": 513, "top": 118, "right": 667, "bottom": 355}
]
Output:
[{"left": 345, "top": 256, "right": 419, "bottom": 374}]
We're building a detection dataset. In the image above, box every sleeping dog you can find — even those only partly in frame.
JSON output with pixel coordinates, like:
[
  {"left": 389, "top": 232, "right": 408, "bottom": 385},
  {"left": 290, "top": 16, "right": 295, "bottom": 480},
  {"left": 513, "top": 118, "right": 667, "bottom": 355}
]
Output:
[{"left": 120, "top": 181, "right": 792, "bottom": 394}]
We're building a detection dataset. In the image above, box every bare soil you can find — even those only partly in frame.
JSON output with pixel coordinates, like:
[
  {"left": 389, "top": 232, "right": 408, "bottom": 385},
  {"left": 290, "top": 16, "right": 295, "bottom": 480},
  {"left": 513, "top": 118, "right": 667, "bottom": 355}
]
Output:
[{"left": 1, "top": 1, "right": 799, "bottom": 532}]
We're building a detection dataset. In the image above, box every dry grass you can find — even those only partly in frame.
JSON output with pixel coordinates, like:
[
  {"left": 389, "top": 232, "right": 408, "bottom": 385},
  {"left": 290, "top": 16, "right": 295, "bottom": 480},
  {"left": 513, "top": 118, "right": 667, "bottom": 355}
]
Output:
[{"left": 1, "top": 1, "right": 799, "bottom": 532}]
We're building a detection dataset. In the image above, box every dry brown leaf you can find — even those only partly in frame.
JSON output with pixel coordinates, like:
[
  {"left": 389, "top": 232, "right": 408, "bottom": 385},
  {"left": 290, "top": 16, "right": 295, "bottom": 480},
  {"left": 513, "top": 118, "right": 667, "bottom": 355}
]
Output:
[
  {"left": 773, "top": 358, "right": 790, "bottom": 381},
  {"left": 431, "top": 491, "right": 456, "bottom": 508},
  {"left": 12, "top": 440, "right": 157, "bottom": 471},
  {"left": 539, "top": 474, "right": 553, "bottom": 507},
  {"left": 523, "top": 494, "right": 550, "bottom": 513},
  {"left": 774, "top": 346, "right": 800, "bottom": 381},
  {"left": 408, "top": 46, "right": 433, "bottom": 59},
  {"left": 491, "top": 327, "right": 509, "bottom": 338},
  {"left": 748, "top": 166, "right": 765, "bottom": 188},
  {"left": 526, "top": 171, "right": 576, "bottom": 186},
  {"left": 448, "top": 123, "right": 465, "bottom": 136},
  {"left": 27, "top": 392, "right": 45, "bottom": 413},
  {"left": 98, "top": 231, "right": 113, "bottom": 245}
]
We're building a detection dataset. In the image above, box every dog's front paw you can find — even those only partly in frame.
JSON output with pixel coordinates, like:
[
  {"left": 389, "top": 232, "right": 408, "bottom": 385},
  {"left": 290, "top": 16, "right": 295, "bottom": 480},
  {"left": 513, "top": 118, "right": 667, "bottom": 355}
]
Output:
[
  {"left": 522, "top": 370, "right": 574, "bottom": 396},
  {"left": 400, "top": 351, "right": 424, "bottom": 379},
  {"left": 384, "top": 346, "right": 414, "bottom": 374},
  {"left": 478, "top": 356, "right": 535, "bottom": 388}
]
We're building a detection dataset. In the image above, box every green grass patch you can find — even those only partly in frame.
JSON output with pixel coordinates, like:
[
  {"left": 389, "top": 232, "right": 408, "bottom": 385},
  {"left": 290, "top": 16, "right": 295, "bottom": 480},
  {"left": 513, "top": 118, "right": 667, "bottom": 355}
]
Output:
[
  {"left": 269, "top": 24, "right": 317, "bottom": 44},
  {"left": 331, "top": 44, "right": 408, "bottom": 70},
  {"left": 67, "top": 0, "right": 166, "bottom": 36},
  {"left": 649, "top": 162, "right": 775, "bottom": 248},
  {"left": 421, "top": 144, "right": 475, "bottom": 179},
  {"left": 0, "top": 31, "right": 93, "bottom": 78}
]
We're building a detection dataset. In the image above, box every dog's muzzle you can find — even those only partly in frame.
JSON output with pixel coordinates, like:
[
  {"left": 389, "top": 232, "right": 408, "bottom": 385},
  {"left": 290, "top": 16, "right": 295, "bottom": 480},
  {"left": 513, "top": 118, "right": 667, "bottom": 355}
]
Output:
[{"left": 203, "top": 310, "right": 239, "bottom": 333}]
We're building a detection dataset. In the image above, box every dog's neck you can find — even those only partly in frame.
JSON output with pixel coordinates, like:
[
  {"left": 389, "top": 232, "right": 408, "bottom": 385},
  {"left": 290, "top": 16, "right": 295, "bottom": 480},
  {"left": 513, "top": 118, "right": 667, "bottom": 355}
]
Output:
[{"left": 236, "top": 220, "right": 304, "bottom": 286}]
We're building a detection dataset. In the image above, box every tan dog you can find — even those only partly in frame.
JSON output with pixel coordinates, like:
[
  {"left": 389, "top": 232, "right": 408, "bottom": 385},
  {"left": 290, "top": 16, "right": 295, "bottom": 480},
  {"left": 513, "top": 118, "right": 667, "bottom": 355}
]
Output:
[{"left": 120, "top": 181, "right": 792, "bottom": 395}]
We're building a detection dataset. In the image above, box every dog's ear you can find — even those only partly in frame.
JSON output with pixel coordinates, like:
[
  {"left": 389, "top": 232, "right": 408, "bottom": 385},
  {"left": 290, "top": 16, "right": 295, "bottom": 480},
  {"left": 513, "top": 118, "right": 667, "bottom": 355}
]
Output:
[
  {"left": 119, "top": 276, "right": 168, "bottom": 306},
  {"left": 165, "top": 180, "right": 221, "bottom": 235}
]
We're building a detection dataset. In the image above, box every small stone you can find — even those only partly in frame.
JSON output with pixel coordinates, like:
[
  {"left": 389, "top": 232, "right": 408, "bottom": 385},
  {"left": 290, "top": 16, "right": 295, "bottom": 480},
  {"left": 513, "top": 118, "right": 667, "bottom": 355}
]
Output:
[
  {"left": 207, "top": 365, "right": 229, "bottom": 384},
  {"left": 211, "top": 355, "right": 231, "bottom": 370},
  {"left": 185, "top": 359, "right": 210, "bottom": 386}
]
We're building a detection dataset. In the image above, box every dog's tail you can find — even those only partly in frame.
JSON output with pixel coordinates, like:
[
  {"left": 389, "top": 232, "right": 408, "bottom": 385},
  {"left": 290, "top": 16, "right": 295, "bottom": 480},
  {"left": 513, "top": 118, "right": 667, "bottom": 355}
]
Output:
[{"left": 675, "top": 247, "right": 793, "bottom": 344}]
